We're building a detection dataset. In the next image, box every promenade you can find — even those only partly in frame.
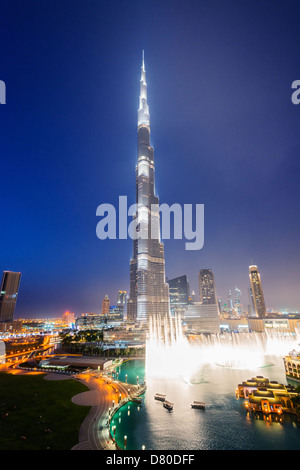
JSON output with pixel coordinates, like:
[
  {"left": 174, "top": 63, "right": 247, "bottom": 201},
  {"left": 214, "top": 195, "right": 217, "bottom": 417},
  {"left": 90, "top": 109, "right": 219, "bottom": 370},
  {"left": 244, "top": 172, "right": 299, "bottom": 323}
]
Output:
[{"left": 71, "top": 372, "right": 143, "bottom": 450}]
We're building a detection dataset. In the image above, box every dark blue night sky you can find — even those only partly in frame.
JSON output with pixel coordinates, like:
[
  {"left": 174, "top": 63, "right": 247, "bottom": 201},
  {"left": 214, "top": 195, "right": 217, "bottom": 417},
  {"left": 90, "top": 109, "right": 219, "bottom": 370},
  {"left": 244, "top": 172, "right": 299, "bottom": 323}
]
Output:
[{"left": 1, "top": 0, "right": 300, "bottom": 317}]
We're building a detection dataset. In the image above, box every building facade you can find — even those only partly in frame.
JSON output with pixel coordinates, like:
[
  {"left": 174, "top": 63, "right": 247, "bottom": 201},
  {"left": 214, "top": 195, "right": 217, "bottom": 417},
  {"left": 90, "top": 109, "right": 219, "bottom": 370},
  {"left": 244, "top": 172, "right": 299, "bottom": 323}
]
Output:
[
  {"left": 184, "top": 302, "right": 220, "bottom": 334},
  {"left": 167, "top": 275, "right": 190, "bottom": 315},
  {"left": 127, "top": 53, "right": 170, "bottom": 324},
  {"left": 102, "top": 295, "right": 110, "bottom": 315},
  {"left": 0, "top": 271, "right": 21, "bottom": 323},
  {"left": 249, "top": 265, "right": 266, "bottom": 317},
  {"left": 198, "top": 269, "right": 217, "bottom": 305},
  {"left": 233, "top": 286, "right": 243, "bottom": 317},
  {"left": 247, "top": 286, "right": 256, "bottom": 316},
  {"left": 247, "top": 315, "right": 300, "bottom": 334},
  {"left": 284, "top": 350, "right": 300, "bottom": 382}
]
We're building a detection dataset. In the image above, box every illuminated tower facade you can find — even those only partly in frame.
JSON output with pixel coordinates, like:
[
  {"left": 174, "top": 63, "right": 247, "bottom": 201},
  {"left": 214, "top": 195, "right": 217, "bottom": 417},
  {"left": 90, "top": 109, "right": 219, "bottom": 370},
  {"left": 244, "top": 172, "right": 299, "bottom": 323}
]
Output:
[
  {"left": 198, "top": 269, "right": 217, "bottom": 305},
  {"left": 167, "top": 275, "right": 190, "bottom": 315},
  {"left": 102, "top": 295, "right": 110, "bottom": 315},
  {"left": 249, "top": 265, "right": 266, "bottom": 318},
  {"left": 0, "top": 271, "right": 21, "bottom": 323},
  {"left": 233, "top": 286, "right": 242, "bottom": 317},
  {"left": 127, "top": 53, "right": 170, "bottom": 324},
  {"left": 117, "top": 290, "right": 127, "bottom": 306}
]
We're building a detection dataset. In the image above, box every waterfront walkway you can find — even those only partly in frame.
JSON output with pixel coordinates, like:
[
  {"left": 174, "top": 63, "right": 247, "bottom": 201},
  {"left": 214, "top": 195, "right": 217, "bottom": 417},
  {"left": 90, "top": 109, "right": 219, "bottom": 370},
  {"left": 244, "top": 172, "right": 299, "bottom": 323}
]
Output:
[{"left": 71, "top": 372, "right": 142, "bottom": 450}]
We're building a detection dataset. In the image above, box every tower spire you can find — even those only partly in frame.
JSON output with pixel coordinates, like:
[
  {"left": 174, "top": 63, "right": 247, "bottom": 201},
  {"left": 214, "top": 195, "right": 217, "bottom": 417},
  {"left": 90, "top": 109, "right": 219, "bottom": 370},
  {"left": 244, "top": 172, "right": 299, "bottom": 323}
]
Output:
[{"left": 138, "top": 51, "right": 150, "bottom": 127}]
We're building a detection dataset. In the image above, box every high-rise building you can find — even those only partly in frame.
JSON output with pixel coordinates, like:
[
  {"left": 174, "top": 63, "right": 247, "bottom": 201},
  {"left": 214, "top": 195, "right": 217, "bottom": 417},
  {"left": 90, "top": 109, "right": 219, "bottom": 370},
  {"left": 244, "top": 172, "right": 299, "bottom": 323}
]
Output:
[
  {"left": 0, "top": 271, "right": 21, "bottom": 323},
  {"left": 62, "top": 311, "right": 75, "bottom": 325},
  {"left": 127, "top": 53, "right": 170, "bottom": 324},
  {"left": 217, "top": 297, "right": 222, "bottom": 315},
  {"left": 117, "top": 290, "right": 127, "bottom": 306},
  {"left": 227, "top": 290, "right": 234, "bottom": 313},
  {"left": 249, "top": 265, "right": 266, "bottom": 318},
  {"left": 247, "top": 286, "right": 256, "bottom": 316},
  {"left": 102, "top": 295, "right": 110, "bottom": 315},
  {"left": 198, "top": 269, "right": 217, "bottom": 305},
  {"left": 233, "top": 287, "right": 242, "bottom": 317},
  {"left": 115, "top": 290, "right": 127, "bottom": 316},
  {"left": 167, "top": 275, "right": 190, "bottom": 315}
]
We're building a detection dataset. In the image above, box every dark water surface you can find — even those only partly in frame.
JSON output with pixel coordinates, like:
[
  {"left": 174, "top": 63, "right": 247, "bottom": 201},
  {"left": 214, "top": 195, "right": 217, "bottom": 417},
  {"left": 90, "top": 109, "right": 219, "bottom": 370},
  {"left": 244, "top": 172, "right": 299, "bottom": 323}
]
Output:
[{"left": 110, "top": 357, "right": 300, "bottom": 450}]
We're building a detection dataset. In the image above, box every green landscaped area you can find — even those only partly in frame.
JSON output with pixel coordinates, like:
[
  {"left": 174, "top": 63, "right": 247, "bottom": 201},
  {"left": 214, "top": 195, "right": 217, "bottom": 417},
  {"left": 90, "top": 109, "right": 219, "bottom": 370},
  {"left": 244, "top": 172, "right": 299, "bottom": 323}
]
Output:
[{"left": 0, "top": 372, "right": 90, "bottom": 450}]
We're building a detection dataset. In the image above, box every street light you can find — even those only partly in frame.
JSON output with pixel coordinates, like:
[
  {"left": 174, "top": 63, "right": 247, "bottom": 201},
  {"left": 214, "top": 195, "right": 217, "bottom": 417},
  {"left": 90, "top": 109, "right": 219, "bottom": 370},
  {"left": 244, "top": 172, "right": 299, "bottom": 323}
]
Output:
[
  {"left": 125, "top": 374, "right": 127, "bottom": 383},
  {"left": 124, "top": 435, "right": 127, "bottom": 450},
  {"left": 142, "top": 445, "right": 145, "bottom": 450}
]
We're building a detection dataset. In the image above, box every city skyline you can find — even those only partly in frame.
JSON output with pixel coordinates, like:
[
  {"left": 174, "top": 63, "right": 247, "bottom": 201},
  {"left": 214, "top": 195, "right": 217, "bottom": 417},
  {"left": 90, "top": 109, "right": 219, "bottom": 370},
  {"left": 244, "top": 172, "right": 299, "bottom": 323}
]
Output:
[{"left": 1, "top": 0, "right": 300, "bottom": 318}]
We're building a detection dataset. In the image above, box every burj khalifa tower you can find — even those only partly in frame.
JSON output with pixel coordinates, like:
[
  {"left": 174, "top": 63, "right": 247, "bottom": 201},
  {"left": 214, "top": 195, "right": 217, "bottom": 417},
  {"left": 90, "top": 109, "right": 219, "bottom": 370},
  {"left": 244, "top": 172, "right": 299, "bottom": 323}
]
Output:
[{"left": 127, "top": 53, "right": 170, "bottom": 324}]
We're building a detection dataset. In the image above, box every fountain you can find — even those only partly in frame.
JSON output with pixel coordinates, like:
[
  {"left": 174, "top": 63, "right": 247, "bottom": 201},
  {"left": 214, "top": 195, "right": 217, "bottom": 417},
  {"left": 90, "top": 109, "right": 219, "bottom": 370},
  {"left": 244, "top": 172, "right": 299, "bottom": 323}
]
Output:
[{"left": 145, "top": 314, "right": 300, "bottom": 381}]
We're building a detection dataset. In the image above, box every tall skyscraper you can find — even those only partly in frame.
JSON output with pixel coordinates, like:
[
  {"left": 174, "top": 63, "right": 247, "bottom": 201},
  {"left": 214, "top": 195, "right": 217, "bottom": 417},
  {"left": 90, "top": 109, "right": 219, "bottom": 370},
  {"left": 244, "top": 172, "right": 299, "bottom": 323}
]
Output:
[
  {"left": 249, "top": 265, "right": 266, "bottom": 318},
  {"left": 117, "top": 290, "right": 127, "bottom": 306},
  {"left": 247, "top": 286, "right": 256, "bottom": 316},
  {"left": 0, "top": 271, "right": 21, "bottom": 323},
  {"left": 227, "top": 289, "right": 234, "bottom": 313},
  {"left": 198, "top": 269, "right": 217, "bottom": 305},
  {"left": 102, "top": 294, "right": 110, "bottom": 315},
  {"left": 217, "top": 297, "right": 222, "bottom": 315},
  {"left": 233, "top": 286, "right": 242, "bottom": 317},
  {"left": 127, "top": 53, "right": 170, "bottom": 324},
  {"left": 167, "top": 275, "right": 190, "bottom": 315}
]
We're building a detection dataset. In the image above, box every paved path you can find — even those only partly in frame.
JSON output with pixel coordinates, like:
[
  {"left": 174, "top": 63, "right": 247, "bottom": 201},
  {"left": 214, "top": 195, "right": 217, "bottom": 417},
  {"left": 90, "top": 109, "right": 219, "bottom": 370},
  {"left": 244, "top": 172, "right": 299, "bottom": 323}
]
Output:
[{"left": 71, "top": 373, "right": 141, "bottom": 450}]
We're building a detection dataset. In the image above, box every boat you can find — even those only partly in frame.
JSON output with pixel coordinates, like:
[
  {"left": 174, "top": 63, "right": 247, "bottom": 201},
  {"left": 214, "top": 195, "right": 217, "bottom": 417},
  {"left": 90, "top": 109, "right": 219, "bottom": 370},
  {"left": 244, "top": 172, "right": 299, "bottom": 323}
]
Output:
[
  {"left": 191, "top": 401, "right": 205, "bottom": 409},
  {"left": 131, "top": 397, "right": 143, "bottom": 405},
  {"left": 163, "top": 400, "right": 174, "bottom": 411},
  {"left": 154, "top": 393, "right": 166, "bottom": 402}
]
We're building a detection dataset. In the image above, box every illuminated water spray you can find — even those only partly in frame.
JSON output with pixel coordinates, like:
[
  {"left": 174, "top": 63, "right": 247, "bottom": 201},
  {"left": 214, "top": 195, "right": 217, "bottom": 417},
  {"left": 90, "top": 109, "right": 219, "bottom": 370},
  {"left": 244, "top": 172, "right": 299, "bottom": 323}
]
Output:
[{"left": 145, "top": 314, "right": 300, "bottom": 380}]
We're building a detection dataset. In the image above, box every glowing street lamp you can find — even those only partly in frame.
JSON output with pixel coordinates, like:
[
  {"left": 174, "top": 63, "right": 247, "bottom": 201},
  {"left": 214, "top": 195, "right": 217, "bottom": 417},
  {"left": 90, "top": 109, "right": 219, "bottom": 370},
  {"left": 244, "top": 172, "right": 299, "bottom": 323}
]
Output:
[{"left": 124, "top": 435, "right": 127, "bottom": 450}]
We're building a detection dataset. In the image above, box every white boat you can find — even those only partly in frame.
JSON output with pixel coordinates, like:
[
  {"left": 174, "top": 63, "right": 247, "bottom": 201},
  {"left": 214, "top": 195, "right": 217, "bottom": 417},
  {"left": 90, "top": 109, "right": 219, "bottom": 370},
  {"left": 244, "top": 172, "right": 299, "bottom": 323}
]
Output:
[
  {"left": 191, "top": 401, "right": 205, "bottom": 409},
  {"left": 163, "top": 400, "right": 174, "bottom": 411},
  {"left": 154, "top": 393, "right": 166, "bottom": 402}
]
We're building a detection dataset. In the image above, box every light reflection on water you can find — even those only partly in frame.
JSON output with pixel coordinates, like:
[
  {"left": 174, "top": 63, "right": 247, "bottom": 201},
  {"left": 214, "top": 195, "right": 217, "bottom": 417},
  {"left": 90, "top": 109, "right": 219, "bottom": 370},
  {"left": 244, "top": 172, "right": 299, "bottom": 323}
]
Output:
[{"left": 111, "top": 357, "right": 300, "bottom": 450}]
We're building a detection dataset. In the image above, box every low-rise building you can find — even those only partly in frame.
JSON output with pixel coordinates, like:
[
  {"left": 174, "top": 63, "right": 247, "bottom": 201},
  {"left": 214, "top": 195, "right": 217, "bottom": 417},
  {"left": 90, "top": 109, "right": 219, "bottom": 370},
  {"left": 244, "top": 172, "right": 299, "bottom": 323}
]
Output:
[
  {"left": 103, "top": 327, "right": 146, "bottom": 345},
  {"left": 0, "top": 320, "right": 23, "bottom": 334},
  {"left": 247, "top": 315, "right": 300, "bottom": 334},
  {"left": 283, "top": 350, "right": 300, "bottom": 382},
  {"left": 236, "top": 375, "right": 298, "bottom": 415}
]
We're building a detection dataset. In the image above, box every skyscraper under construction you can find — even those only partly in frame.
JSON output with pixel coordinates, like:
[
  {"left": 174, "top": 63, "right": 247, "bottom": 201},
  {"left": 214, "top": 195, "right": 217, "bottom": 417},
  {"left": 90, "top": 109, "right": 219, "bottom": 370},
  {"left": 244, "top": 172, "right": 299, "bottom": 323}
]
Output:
[{"left": 127, "top": 53, "right": 169, "bottom": 324}]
